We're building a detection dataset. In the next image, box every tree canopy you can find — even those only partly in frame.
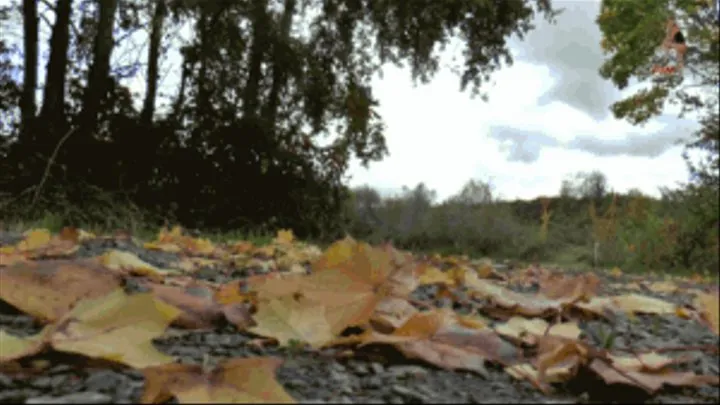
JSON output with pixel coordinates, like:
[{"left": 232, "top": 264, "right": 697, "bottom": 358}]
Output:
[
  {"left": 597, "top": 0, "right": 719, "bottom": 124},
  {"left": 0, "top": 0, "right": 556, "bottom": 236},
  {"left": 597, "top": 0, "right": 718, "bottom": 273}
]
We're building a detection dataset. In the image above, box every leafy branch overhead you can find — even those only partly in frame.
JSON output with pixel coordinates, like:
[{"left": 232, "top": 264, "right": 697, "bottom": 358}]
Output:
[{"left": 597, "top": 0, "right": 719, "bottom": 124}]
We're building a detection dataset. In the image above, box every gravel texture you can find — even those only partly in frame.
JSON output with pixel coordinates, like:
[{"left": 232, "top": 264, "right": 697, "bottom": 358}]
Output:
[{"left": 0, "top": 232, "right": 718, "bottom": 404}]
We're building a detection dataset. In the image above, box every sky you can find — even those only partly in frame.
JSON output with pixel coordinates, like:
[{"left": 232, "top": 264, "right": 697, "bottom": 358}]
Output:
[
  {"left": 0, "top": 0, "right": 704, "bottom": 202},
  {"left": 346, "top": 0, "right": 700, "bottom": 202}
]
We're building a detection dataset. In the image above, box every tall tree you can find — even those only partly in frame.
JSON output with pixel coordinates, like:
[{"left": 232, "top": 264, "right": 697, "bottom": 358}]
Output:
[
  {"left": 241, "top": 0, "right": 269, "bottom": 120},
  {"left": 20, "top": 0, "right": 38, "bottom": 142},
  {"left": 39, "top": 0, "right": 73, "bottom": 136},
  {"left": 261, "top": 0, "right": 296, "bottom": 133},
  {"left": 79, "top": 0, "right": 119, "bottom": 137},
  {"left": 140, "top": 0, "right": 167, "bottom": 126}
]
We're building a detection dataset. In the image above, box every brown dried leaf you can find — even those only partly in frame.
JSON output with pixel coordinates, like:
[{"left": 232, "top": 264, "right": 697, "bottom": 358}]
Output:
[
  {"left": 141, "top": 357, "right": 295, "bottom": 403},
  {"left": 357, "top": 309, "right": 519, "bottom": 376},
  {"left": 464, "top": 272, "right": 561, "bottom": 317},
  {"left": 589, "top": 359, "right": 720, "bottom": 394},
  {"left": 0, "top": 259, "right": 122, "bottom": 323},
  {"left": 249, "top": 295, "right": 335, "bottom": 348},
  {"left": 50, "top": 289, "right": 180, "bottom": 369},
  {"left": 144, "top": 282, "right": 227, "bottom": 330},
  {"left": 693, "top": 288, "right": 719, "bottom": 335}
]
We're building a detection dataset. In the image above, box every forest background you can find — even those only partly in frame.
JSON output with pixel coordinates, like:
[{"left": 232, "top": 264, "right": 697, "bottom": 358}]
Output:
[{"left": 0, "top": 0, "right": 717, "bottom": 275}]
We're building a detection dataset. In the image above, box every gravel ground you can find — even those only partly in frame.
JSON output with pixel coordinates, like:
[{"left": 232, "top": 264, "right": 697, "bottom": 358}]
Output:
[{"left": 0, "top": 232, "right": 718, "bottom": 404}]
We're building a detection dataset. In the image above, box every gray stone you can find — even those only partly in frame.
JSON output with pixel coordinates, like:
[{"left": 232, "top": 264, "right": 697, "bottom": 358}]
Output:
[
  {"left": 362, "top": 376, "right": 384, "bottom": 389},
  {"left": 369, "top": 362, "right": 385, "bottom": 374},
  {"left": 84, "top": 370, "right": 126, "bottom": 393},
  {"left": 392, "top": 384, "right": 430, "bottom": 403},
  {"left": 386, "top": 365, "right": 428, "bottom": 380},
  {"left": 25, "top": 391, "right": 112, "bottom": 404},
  {"left": 0, "top": 373, "right": 13, "bottom": 388},
  {"left": 349, "top": 361, "right": 369, "bottom": 375}
]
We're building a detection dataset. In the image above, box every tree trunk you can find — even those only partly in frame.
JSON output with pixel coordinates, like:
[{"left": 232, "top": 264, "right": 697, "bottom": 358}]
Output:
[
  {"left": 39, "top": 0, "right": 73, "bottom": 135},
  {"left": 141, "top": 0, "right": 167, "bottom": 126},
  {"left": 172, "top": 52, "right": 188, "bottom": 120},
  {"left": 20, "top": 0, "right": 38, "bottom": 143},
  {"left": 196, "top": 8, "right": 211, "bottom": 113},
  {"left": 79, "top": 0, "right": 119, "bottom": 137},
  {"left": 261, "top": 0, "right": 296, "bottom": 130},
  {"left": 242, "top": 0, "right": 269, "bottom": 120}
]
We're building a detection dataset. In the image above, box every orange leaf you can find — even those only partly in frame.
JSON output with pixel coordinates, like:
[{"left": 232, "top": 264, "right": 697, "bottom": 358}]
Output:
[
  {"left": 356, "top": 309, "right": 519, "bottom": 376},
  {"left": 300, "top": 238, "right": 412, "bottom": 334},
  {"left": 141, "top": 357, "right": 295, "bottom": 404},
  {"left": 0, "top": 259, "right": 122, "bottom": 323}
]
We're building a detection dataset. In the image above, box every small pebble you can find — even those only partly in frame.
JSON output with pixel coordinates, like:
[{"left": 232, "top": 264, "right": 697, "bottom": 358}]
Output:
[{"left": 25, "top": 391, "right": 112, "bottom": 404}]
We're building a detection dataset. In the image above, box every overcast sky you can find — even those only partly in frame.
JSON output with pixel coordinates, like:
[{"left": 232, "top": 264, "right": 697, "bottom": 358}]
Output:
[
  {"left": 1, "top": 0, "right": 701, "bottom": 202},
  {"left": 347, "top": 0, "right": 699, "bottom": 201}
]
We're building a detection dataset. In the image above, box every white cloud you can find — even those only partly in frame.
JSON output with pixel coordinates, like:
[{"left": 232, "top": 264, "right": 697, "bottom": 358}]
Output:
[
  {"left": 347, "top": 0, "right": 701, "bottom": 202},
  {"left": 347, "top": 56, "right": 695, "bottom": 201}
]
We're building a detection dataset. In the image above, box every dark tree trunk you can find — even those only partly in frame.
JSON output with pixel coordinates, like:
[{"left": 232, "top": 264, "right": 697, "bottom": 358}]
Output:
[
  {"left": 79, "top": 0, "right": 119, "bottom": 137},
  {"left": 242, "top": 0, "right": 269, "bottom": 120},
  {"left": 20, "top": 0, "right": 38, "bottom": 143},
  {"left": 262, "top": 0, "right": 296, "bottom": 130},
  {"left": 196, "top": 8, "right": 211, "bottom": 113},
  {"left": 39, "top": 0, "right": 73, "bottom": 135},
  {"left": 141, "top": 0, "right": 167, "bottom": 126},
  {"left": 172, "top": 53, "right": 188, "bottom": 120}
]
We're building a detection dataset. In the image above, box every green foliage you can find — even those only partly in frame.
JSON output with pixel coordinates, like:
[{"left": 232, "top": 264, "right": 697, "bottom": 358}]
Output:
[
  {"left": 0, "top": 0, "right": 557, "bottom": 240},
  {"left": 598, "top": 0, "right": 719, "bottom": 124},
  {"left": 596, "top": 0, "right": 719, "bottom": 276},
  {"left": 343, "top": 171, "right": 717, "bottom": 275},
  {"left": 617, "top": 198, "right": 678, "bottom": 272}
]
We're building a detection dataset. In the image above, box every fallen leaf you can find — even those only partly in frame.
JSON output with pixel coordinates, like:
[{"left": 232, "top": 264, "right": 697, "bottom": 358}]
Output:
[
  {"left": 0, "top": 329, "right": 47, "bottom": 363},
  {"left": 50, "top": 289, "right": 180, "bottom": 369},
  {"left": 354, "top": 309, "right": 519, "bottom": 376},
  {"left": 539, "top": 272, "right": 600, "bottom": 302},
  {"left": 494, "top": 317, "right": 582, "bottom": 346},
  {"left": 610, "top": 294, "right": 678, "bottom": 315},
  {"left": 145, "top": 282, "right": 227, "bottom": 329},
  {"left": 694, "top": 289, "right": 719, "bottom": 335},
  {"left": 249, "top": 294, "right": 335, "bottom": 348},
  {"left": 299, "top": 238, "right": 414, "bottom": 334},
  {"left": 275, "top": 229, "right": 295, "bottom": 245},
  {"left": 464, "top": 272, "right": 561, "bottom": 317},
  {"left": 0, "top": 259, "right": 122, "bottom": 323},
  {"left": 589, "top": 358, "right": 719, "bottom": 394},
  {"left": 370, "top": 297, "right": 419, "bottom": 334},
  {"left": 417, "top": 265, "right": 455, "bottom": 286},
  {"left": 99, "top": 250, "right": 182, "bottom": 280},
  {"left": 58, "top": 227, "right": 95, "bottom": 243},
  {"left": 609, "top": 352, "right": 693, "bottom": 373},
  {"left": 141, "top": 357, "right": 295, "bottom": 403},
  {"left": 645, "top": 281, "right": 679, "bottom": 294},
  {"left": 609, "top": 267, "right": 623, "bottom": 278},
  {"left": 247, "top": 273, "right": 306, "bottom": 301},
  {"left": 5, "top": 228, "right": 80, "bottom": 259},
  {"left": 17, "top": 229, "right": 52, "bottom": 251},
  {"left": 575, "top": 294, "right": 678, "bottom": 317},
  {"left": 534, "top": 336, "right": 588, "bottom": 384}
]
